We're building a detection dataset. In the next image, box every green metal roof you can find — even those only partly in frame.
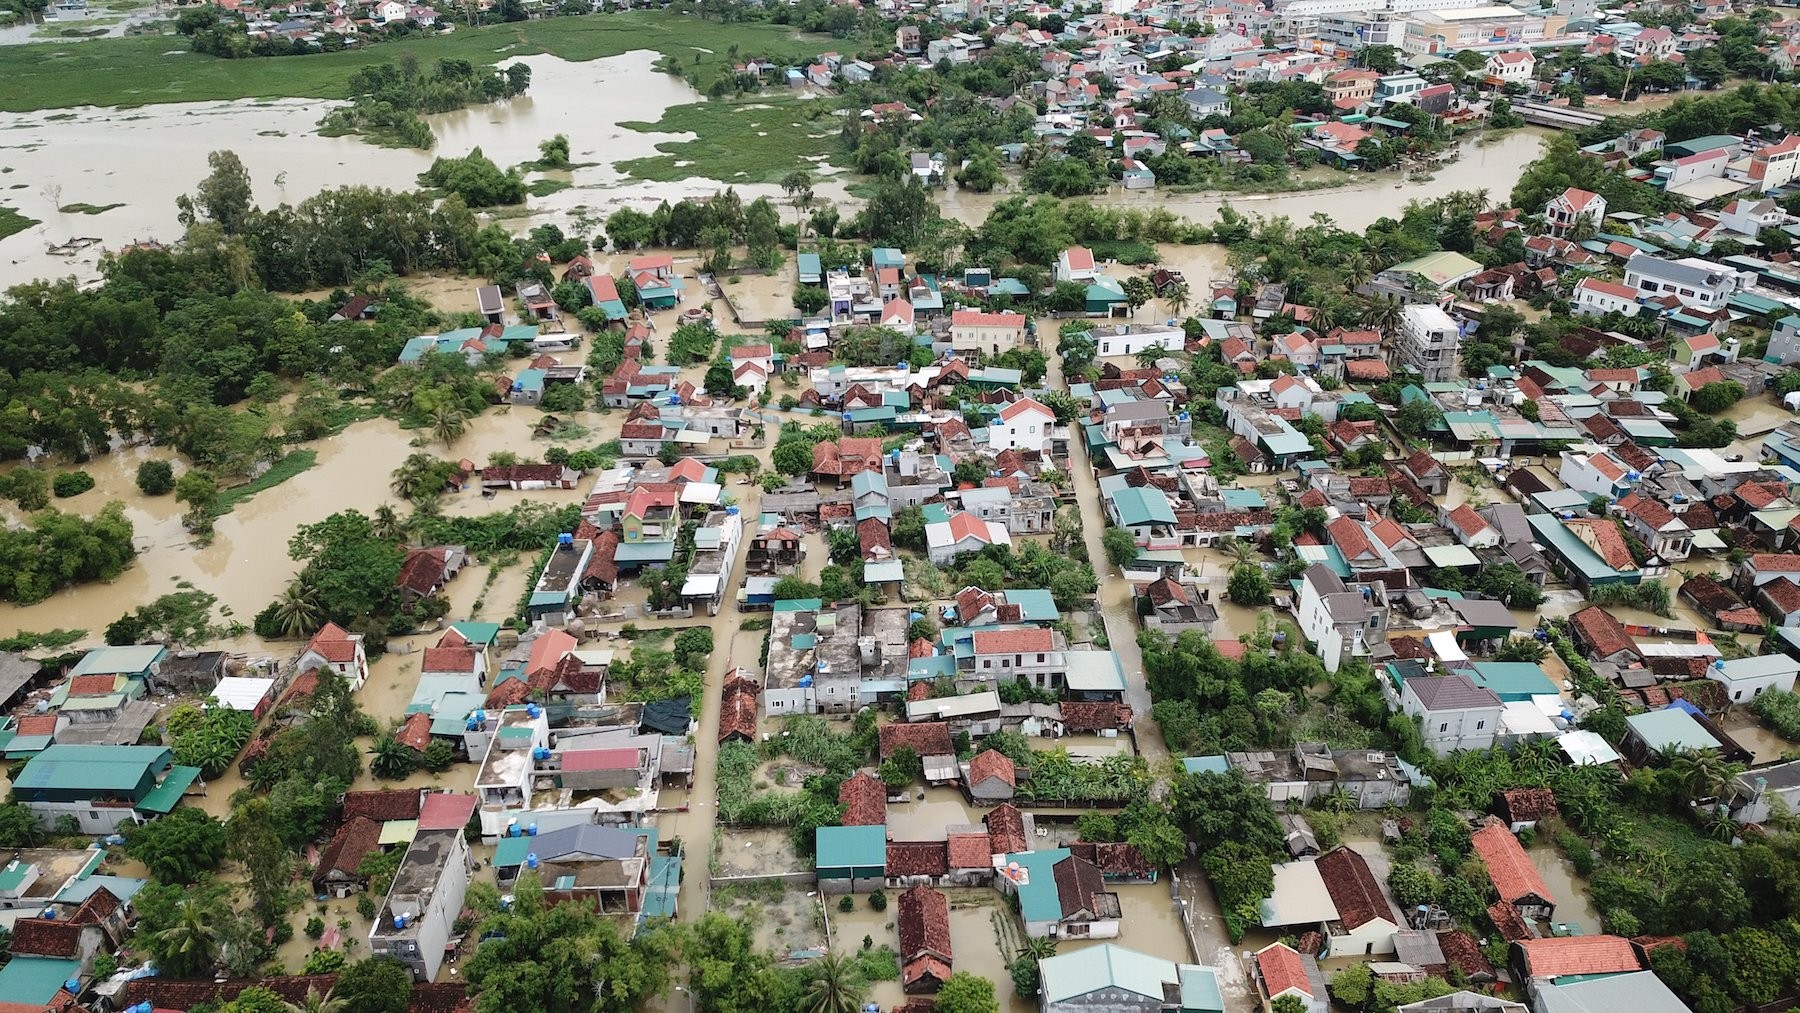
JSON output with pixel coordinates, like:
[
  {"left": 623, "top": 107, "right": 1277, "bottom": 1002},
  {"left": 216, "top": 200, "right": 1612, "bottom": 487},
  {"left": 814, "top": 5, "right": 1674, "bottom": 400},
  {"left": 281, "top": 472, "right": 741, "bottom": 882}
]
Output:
[
  {"left": 1626, "top": 708, "right": 1719, "bottom": 754},
  {"left": 1527, "top": 514, "right": 1637, "bottom": 586},
  {"left": 1467, "top": 662, "right": 1558, "bottom": 702},
  {"left": 1110, "top": 486, "right": 1176, "bottom": 526},
  {"left": 0, "top": 859, "right": 34, "bottom": 894},
  {"left": 494, "top": 835, "right": 533, "bottom": 869},
  {"left": 815, "top": 825, "right": 887, "bottom": 869},
  {"left": 0, "top": 956, "right": 81, "bottom": 1004},
  {"left": 1005, "top": 589, "right": 1060, "bottom": 622},
  {"left": 69, "top": 645, "right": 165, "bottom": 677},
  {"left": 136, "top": 765, "right": 203, "bottom": 814},
  {"left": 1181, "top": 965, "right": 1226, "bottom": 1013},
  {"left": 15, "top": 744, "right": 170, "bottom": 793},
  {"left": 1041, "top": 944, "right": 1189, "bottom": 1004},
  {"left": 1008, "top": 847, "right": 1071, "bottom": 923}
]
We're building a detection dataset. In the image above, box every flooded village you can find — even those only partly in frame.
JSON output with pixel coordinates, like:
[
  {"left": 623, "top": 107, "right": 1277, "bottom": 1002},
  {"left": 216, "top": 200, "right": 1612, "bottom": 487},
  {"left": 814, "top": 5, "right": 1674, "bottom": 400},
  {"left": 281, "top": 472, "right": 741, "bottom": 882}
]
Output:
[{"left": 4, "top": 4, "right": 1800, "bottom": 1013}]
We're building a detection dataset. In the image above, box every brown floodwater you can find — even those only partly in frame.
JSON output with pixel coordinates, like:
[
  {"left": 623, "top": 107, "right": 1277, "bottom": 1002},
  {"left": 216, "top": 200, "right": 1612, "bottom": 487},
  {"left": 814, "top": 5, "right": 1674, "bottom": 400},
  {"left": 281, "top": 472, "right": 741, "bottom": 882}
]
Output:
[{"left": 1529, "top": 844, "right": 1601, "bottom": 934}]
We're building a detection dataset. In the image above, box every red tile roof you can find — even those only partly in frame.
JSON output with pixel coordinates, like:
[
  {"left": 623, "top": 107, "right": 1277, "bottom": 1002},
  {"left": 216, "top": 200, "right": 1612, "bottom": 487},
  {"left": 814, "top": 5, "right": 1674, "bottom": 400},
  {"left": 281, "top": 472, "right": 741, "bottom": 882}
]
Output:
[
  {"left": 1257, "top": 943, "right": 1312, "bottom": 998},
  {"left": 1446, "top": 505, "right": 1489, "bottom": 539},
  {"left": 1329, "top": 515, "right": 1377, "bottom": 561},
  {"left": 343, "top": 790, "right": 423, "bottom": 823},
  {"left": 1489, "top": 898, "right": 1532, "bottom": 941},
  {"left": 1517, "top": 936, "right": 1643, "bottom": 979},
  {"left": 887, "top": 841, "right": 948, "bottom": 878},
  {"left": 304, "top": 622, "right": 359, "bottom": 664},
  {"left": 720, "top": 673, "right": 760, "bottom": 743},
  {"left": 1749, "top": 553, "right": 1800, "bottom": 573},
  {"left": 984, "top": 804, "right": 1028, "bottom": 855},
  {"left": 880, "top": 722, "right": 955, "bottom": 757},
  {"left": 839, "top": 771, "right": 889, "bottom": 826},
  {"left": 8, "top": 914, "right": 84, "bottom": 957},
  {"left": 952, "top": 309, "right": 1027, "bottom": 329},
  {"left": 858, "top": 517, "right": 894, "bottom": 560},
  {"left": 898, "top": 885, "right": 953, "bottom": 974},
  {"left": 394, "top": 712, "right": 433, "bottom": 753},
  {"left": 1497, "top": 788, "right": 1559, "bottom": 825},
  {"left": 1315, "top": 846, "right": 1394, "bottom": 930},
  {"left": 1060, "top": 701, "right": 1132, "bottom": 732},
  {"left": 313, "top": 815, "right": 382, "bottom": 885},
  {"left": 1067, "top": 840, "right": 1152, "bottom": 877},
  {"left": 1471, "top": 821, "right": 1555, "bottom": 906},
  {"left": 1437, "top": 929, "right": 1495, "bottom": 979},
  {"left": 947, "top": 832, "right": 993, "bottom": 869},
  {"left": 968, "top": 749, "right": 1016, "bottom": 788},
  {"left": 397, "top": 547, "right": 455, "bottom": 597},
  {"left": 1565, "top": 517, "right": 1635, "bottom": 571},
  {"left": 421, "top": 646, "right": 478, "bottom": 674},
  {"left": 972, "top": 628, "right": 1053, "bottom": 655},
  {"left": 1763, "top": 576, "right": 1800, "bottom": 614},
  {"left": 67, "top": 674, "right": 118, "bottom": 697},
  {"left": 1570, "top": 605, "right": 1639, "bottom": 660}
]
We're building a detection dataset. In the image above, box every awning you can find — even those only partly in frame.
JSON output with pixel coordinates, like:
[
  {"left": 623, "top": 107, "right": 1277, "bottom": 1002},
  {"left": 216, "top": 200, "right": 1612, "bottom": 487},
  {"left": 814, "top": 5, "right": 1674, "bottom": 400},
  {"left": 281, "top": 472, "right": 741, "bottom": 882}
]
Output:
[{"left": 136, "top": 765, "right": 203, "bottom": 814}]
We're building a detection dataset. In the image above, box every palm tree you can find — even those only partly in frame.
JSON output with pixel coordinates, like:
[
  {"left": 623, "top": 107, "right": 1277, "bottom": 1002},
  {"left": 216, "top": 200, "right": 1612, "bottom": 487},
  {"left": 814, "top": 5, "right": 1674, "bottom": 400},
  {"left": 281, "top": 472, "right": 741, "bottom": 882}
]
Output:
[
  {"left": 285, "top": 986, "right": 348, "bottom": 1013},
  {"left": 801, "top": 953, "right": 864, "bottom": 1013},
  {"left": 1342, "top": 252, "right": 1372, "bottom": 293},
  {"left": 1165, "top": 280, "right": 1192, "bottom": 319},
  {"left": 431, "top": 402, "right": 469, "bottom": 449},
  {"left": 156, "top": 897, "right": 221, "bottom": 977},
  {"left": 270, "top": 580, "right": 323, "bottom": 640},
  {"left": 1363, "top": 294, "right": 1403, "bottom": 337},
  {"left": 1669, "top": 748, "right": 1729, "bottom": 802},
  {"left": 390, "top": 453, "right": 442, "bottom": 502},
  {"left": 1223, "top": 537, "right": 1257, "bottom": 567},
  {"left": 370, "top": 734, "right": 419, "bottom": 780},
  {"left": 372, "top": 505, "right": 407, "bottom": 543}
]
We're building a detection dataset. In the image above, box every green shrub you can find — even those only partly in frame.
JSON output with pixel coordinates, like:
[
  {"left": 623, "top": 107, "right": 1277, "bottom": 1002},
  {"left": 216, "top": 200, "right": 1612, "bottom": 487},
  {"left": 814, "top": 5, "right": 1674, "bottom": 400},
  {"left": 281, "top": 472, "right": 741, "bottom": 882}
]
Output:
[
  {"left": 838, "top": 895, "right": 854, "bottom": 912},
  {"left": 136, "top": 459, "right": 175, "bottom": 495},
  {"left": 52, "top": 471, "right": 94, "bottom": 498}
]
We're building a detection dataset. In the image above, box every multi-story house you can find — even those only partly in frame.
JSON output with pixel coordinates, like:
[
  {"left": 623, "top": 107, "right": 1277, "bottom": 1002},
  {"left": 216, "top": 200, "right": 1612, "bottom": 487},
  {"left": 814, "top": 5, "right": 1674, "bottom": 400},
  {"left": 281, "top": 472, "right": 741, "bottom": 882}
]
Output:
[
  {"left": 1623, "top": 252, "right": 1744, "bottom": 312},
  {"left": 1395, "top": 303, "right": 1461, "bottom": 382},
  {"left": 1295, "top": 564, "right": 1388, "bottom": 673}
]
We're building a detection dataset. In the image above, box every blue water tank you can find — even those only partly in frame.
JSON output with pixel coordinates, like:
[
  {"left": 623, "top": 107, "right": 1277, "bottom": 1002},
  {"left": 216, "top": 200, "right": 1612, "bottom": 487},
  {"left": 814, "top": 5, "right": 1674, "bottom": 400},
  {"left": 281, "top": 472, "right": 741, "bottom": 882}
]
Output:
[
  {"left": 474, "top": 710, "right": 487, "bottom": 725},
  {"left": 512, "top": 381, "right": 524, "bottom": 392},
  {"left": 526, "top": 703, "right": 542, "bottom": 720},
  {"left": 558, "top": 532, "right": 574, "bottom": 547},
  {"left": 670, "top": 395, "right": 682, "bottom": 405},
  {"left": 394, "top": 915, "right": 407, "bottom": 930},
  {"left": 41, "top": 908, "right": 54, "bottom": 919},
  {"left": 526, "top": 823, "right": 538, "bottom": 836},
  {"left": 727, "top": 505, "right": 740, "bottom": 515},
  {"left": 526, "top": 853, "right": 539, "bottom": 870},
  {"left": 533, "top": 746, "right": 551, "bottom": 761},
  {"left": 842, "top": 412, "right": 854, "bottom": 421}
]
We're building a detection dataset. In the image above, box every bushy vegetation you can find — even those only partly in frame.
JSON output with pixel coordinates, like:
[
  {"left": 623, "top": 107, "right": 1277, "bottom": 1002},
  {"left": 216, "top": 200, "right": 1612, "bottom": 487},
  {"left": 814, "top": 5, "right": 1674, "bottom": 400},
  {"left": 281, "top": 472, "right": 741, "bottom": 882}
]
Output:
[{"left": 318, "top": 59, "right": 532, "bottom": 149}]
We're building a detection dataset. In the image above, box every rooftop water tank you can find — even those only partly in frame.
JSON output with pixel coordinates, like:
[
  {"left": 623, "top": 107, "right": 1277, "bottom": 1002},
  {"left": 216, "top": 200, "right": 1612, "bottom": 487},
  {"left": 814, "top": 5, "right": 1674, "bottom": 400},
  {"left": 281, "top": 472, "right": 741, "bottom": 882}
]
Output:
[{"left": 526, "top": 854, "right": 539, "bottom": 870}]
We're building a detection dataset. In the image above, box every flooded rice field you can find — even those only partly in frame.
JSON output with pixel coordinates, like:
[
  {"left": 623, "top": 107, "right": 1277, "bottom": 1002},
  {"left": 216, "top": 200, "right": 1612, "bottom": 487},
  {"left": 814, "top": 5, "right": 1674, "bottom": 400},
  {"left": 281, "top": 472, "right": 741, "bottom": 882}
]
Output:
[{"left": 0, "top": 51, "right": 836, "bottom": 288}]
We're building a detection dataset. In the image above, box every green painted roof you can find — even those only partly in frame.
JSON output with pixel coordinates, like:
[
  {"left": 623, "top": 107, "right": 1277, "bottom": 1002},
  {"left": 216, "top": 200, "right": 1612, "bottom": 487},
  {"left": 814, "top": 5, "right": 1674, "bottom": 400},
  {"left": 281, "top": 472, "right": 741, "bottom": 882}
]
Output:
[
  {"left": 1467, "top": 662, "right": 1558, "bottom": 702},
  {"left": 15, "top": 744, "right": 170, "bottom": 793},
  {"left": 0, "top": 956, "right": 81, "bottom": 1005},
  {"left": 1041, "top": 944, "right": 1187, "bottom": 1004},
  {"left": 136, "top": 765, "right": 203, "bottom": 814},
  {"left": 0, "top": 859, "right": 34, "bottom": 893},
  {"left": 815, "top": 825, "right": 887, "bottom": 869},
  {"left": 1008, "top": 847, "right": 1072, "bottom": 923},
  {"left": 1006, "top": 589, "right": 1060, "bottom": 622},
  {"left": 1626, "top": 708, "right": 1719, "bottom": 754},
  {"left": 69, "top": 644, "right": 165, "bottom": 677},
  {"left": 494, "top": 835, "right": 533, "bottom": 869},
  {"left": 1181, "top": 965, "right": 1226, "bottom": 1013},
  {"left": 1110, "top": 486, "right": 1176, "bottom": 526},
  {"left": 1387, "top": 250, "right": 1482, "bottom": 288}
]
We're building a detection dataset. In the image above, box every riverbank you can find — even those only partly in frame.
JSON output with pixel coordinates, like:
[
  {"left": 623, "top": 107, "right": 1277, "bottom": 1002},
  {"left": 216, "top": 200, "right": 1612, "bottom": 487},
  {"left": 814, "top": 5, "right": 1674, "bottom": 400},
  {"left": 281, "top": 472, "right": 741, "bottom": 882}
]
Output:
[{"left": 0, "top": 11, "right": 821, "bottom": 112}]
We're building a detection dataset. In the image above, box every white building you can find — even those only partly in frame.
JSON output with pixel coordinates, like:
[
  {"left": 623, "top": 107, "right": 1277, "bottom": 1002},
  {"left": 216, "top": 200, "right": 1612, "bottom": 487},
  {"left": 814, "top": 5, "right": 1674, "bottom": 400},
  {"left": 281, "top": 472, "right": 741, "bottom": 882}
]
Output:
[
  {"left": 1055, "top": 246, "right": 1100, "bottom": 284},
  {"left": 1484, "top": 50, "right": 1534, "bottom": 82},
  {"left": 987, "top": 397, "right": 1057, "bottom": 454},
  {"left": 369, "top": 825, "right": 471, "bottom": 982},
  {"left": 948, "top": 309, "right": 1027, "bottom": 354},
  {"left": 1087, "top": 323, "right": 1186, "bottom": 358},
  {"left": 1544, "top": 187, "right": 1605, "bottom": 236},
  {"left": 1395, "top": 303, "right": 1461, "bottom": 383},
  {"left": 1398, "top": 675, "right": 1503, "bottom": 756},
  {"left": 1295, "top": 564, "right": 1386, "bottom": 673},
  {"left": 1709, "top": 655, "right": 1799, "bottom": 704},
  {"left": 1623, "top": 252, "right": 1745, "bottom": 312},
  {"left": 1557, "top": 448, "right": 1637, "bottom": 501},
  {"left": 1571, "top": 277, "right": 1640, "bottom": 318},
  {"left": 1768, "top": 315, "right": 1800, "bottom": 366}
]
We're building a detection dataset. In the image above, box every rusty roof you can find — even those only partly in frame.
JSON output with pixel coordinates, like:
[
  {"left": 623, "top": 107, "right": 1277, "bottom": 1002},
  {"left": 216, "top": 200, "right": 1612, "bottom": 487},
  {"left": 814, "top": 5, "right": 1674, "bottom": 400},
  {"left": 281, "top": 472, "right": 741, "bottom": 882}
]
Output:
[
  {"left": 1060, "top": 701, "right": 1132, "bottom": 732},
  {"left": 342, "top": 789, "right": 422, "bottom": 823},
  {"left": 1315, "top": 846, "right": 1396, "bottom": 930},
  {"left": 968, "top": 749, "right": 1016, "bottom": 788},
  {"left": 1570, "top": 606, "right": 1638, "bottom": 660},
  {"left": 313, "top": 816, "right": 382, "bottom": 884},
  {"left": 897, "top": 885, "right": 952, "bottom": 970},
  {"left": 838, "top": 771, "right": 888, "bottom": 826},
  {"left": 1517, "top": 936, "right": 1642, "bottom": 979},
  {"left": 879, "top": 722, "right": 954, "bottom": 758},
  {"left": 886, "top": 841, "right": 948, "bottom": 879},
  {"left": 984, "top": 804, "right": 1028, "bottom": 855}
]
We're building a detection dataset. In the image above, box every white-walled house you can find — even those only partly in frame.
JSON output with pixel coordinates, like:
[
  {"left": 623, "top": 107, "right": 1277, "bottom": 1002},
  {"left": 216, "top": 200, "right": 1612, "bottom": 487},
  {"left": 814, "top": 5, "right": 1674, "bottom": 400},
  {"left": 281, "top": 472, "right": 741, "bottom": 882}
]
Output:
[
  {"left": 1055, "top": 246, "right": 1100, "bottom": 284},
  {"left": 988, "top": 397, "right": 1057, "bottom": 454},
  {"left": 1486, "top": 50, "right": 1535, "bottom": 82},
  {"left": 1710, "top": 655, "right": 1799, "bottom": 704},
  {"left": 1545, "top": 187, "right": 1605, "bottom": 236},
  {"left": 1571, "top": 278, "right": 1640, "bottom": 318},
  {"left": 1623, "top": 252, "right": 1744, "bottom": 312},
  {"left": 1296, "top": 564, "right": 1387, "bottom": 673},
  {"left": 1398, "top": 675, "right": 1503, "bottom": 756},
  {"left": 1088, "top": 323, "right": 1185, "bottom": 358}
]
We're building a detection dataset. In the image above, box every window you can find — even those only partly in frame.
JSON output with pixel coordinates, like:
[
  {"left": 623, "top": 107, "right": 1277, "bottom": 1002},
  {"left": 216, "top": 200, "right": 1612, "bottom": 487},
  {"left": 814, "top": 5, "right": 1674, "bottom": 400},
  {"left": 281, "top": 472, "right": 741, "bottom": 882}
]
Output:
[
  {"left": 1439, "top": 723, "right": 1448, "bottom": 733},
  {"left": 1476, "top": 721, "right": 1485, "bottom": 730},
  {"left": 1037, "top": 653, "right": 1046, "bottom": 663},
  {"left": 983, "top": 660, "right": 992, "bottom": 669}
]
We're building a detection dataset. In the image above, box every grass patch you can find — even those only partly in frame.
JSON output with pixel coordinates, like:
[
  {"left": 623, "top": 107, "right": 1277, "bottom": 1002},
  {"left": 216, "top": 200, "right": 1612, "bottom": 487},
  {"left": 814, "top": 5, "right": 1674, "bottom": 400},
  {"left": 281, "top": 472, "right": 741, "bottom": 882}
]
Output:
[
  {"left": 0, "top": 206, "right": 39, "bottom": 241},
  {"left": 215, "top": 449, "right": 318, "bottom": 512},
  {"left": 525, "top": 178, "right": 572, "bottom": 198},
  {"left": 0, "top": 12, "right": 824, "bottom": 113},
  {"left": 59, "top": 202, "right": 125, "bottom": 215},
  {"left": 618, "top": 95, "right": 833, "bottom": 184}
]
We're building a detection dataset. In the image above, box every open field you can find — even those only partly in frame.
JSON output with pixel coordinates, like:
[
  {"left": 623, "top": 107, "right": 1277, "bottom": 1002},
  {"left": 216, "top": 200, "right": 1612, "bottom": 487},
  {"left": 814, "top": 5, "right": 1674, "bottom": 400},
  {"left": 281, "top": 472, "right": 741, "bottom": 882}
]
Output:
[
  {"left": 619, "top": 95, "right": 838, "bottom": 184},
  {"left": 0, "top": 12, "right": 825, "bottom": 112}
]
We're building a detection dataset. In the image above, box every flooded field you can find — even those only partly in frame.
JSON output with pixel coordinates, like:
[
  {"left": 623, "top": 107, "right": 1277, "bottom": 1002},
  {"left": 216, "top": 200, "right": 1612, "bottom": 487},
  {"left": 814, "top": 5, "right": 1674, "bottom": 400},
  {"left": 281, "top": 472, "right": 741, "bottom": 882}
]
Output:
[
  {"left": 713, "top": 826, "right": 807, "bottom": 879},
  {"left": 718, "top": 881, "right": 828, "bottom": 958},
  {"left": 0, "top": 51, "right": 834, "bottom": 288},
  {"left": 1530, "top": 843, "right": 1601, "bottom": 935}
]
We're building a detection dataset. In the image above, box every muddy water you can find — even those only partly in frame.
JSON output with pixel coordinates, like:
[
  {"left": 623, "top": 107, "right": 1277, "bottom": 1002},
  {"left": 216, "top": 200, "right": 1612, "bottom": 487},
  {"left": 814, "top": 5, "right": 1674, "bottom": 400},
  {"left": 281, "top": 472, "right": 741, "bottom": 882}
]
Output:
[
  {"left": 1529, "top": 844, "right": 1600, "bottom": 934},
  {"left": 1721, "top": 718, "right": 1798, "bottom": 764},
  {"left": 943, "top": 129, "right": 1551, "bottom": 232},
  {"left": 0, "top": 51, "right": 815, "bottom": 288}
]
